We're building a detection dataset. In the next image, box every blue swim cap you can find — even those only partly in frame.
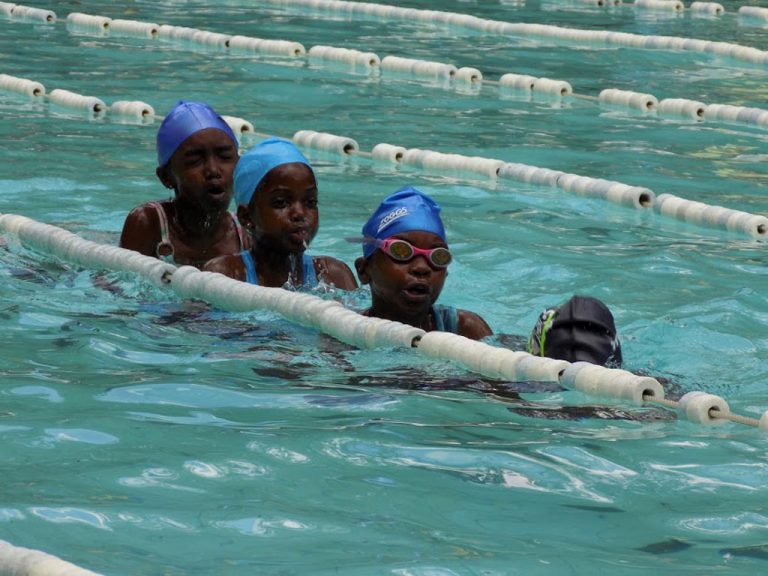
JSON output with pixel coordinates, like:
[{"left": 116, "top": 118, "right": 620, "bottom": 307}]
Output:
[
  {"left": 156, "top": 101, "right": 238, "bottom": 167},
  {"left": 361, "top": 186, "right": 446, "bottom": 258},
  {"left": 234, "top": 137, "right": 313, "bottom": 207}
]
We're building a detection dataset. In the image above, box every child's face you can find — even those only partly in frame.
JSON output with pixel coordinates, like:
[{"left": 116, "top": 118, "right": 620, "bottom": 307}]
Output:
[
  {"left": 157, "top": 128, "right": 237, "bottom": 213},
  {"left": 240, "top": 162, "right": 319, "bottom": 253},
  {"left": 356, "top": 231, "right": 448, "bottom": 320}
]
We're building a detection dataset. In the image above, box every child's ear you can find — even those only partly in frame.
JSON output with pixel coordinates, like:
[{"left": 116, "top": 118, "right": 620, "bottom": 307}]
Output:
[
  {"left": 237, "top": 204, "right": 254, "bottom": 231},
  {"left": 354, "top": 256, "right": 370, "bottom": 285},
  {"left": 155, "top": 166, "right": 175, "bottom": 191}
]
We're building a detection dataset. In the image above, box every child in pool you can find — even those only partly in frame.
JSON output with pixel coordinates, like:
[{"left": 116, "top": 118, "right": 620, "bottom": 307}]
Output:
[
  {"left": 203, "top": 137, "right": 358, "bottom": 290},
  {"left": 120, "top": 101, "right": 248, "bottom": 268},
  {"left": 527, "top": 294, "right": 623, "bottom": 367},
  {"left": 353, "top": 186, "right": 492, "bottom": 340}
]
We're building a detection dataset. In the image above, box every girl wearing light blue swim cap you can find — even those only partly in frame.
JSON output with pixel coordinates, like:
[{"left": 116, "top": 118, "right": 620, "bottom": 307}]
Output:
[
  {"left": 352, "top": 186, "right": 492, "bottom": 340},
  {"left": 203, "top": 137, "right": 357, "bottom": 290},
  {"left": 120, "top": 101, "right": 248, "bottom": 268}
]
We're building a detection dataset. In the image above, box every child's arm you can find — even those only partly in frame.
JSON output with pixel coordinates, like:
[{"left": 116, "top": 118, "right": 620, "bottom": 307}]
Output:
[
  {"left": 458, "top": 310, "right": 493, "bottom": 340},
  {"left": 119, "top": 204, "right": 161, "bottom": 257},
  {"left": 203, "top": 255, "right": 246, "bottom": 281},
  {"left": 314, "top": 256, "right": 359, "bottom": 290}
]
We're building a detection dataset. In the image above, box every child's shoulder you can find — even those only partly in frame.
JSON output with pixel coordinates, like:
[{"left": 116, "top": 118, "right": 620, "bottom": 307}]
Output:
[
  {"left": 203, "top": 252, "right": 247, "bottom": 280},
  {"left": 457, "top": 308, "right": 493, "bottom": 340},
  {"left": 312, "top": 255, "right": 358, "bottom": 290}
]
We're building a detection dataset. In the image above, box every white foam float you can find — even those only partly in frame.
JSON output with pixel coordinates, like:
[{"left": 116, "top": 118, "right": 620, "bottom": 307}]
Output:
[{"left": 0, "top": 73, "right": 45, "bottom": 97}]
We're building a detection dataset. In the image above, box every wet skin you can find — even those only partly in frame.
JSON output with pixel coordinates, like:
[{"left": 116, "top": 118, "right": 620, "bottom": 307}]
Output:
[
  {"left": 119, "top": 127, "right": 243, "bottom": 267},
  {"left": 204, "top": 163, "right": 357, "bottom": 289},
  {"left": 355, "top": 230, "right": 492, "bottom": 339}
]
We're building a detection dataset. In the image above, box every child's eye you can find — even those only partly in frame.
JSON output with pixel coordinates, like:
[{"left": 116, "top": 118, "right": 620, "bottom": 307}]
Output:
[
  {"left": 271, "top": 197, "right": 289, "bottom": 209},
  {"left": 216, "top": 147, "right": 237, "bottom": 161},
  {"left": 305, "top": 198, "right": 318, "bottom": 209}
]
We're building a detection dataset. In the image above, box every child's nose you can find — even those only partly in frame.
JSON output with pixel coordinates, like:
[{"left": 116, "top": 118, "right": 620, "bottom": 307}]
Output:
[
  {"left": 203, "top": 155, "right": 221, "bottom": 178},
  {"left": 289, "top": 201, "right": 308, "bottom": 221},
  {"left": 409, "top": 255, "right": 431, "bottom": 275}
]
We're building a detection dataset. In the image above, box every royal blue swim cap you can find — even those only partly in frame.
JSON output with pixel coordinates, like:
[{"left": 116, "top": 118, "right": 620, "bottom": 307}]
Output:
[
  {"left": 361, "top": 186, "right": 446, "bottom": 258},
  {"left": 156, "top": 101, "right": 238, "bottom": 167},
  {"left": 233, "top": 137, "right": 313, "bottom": 208}
]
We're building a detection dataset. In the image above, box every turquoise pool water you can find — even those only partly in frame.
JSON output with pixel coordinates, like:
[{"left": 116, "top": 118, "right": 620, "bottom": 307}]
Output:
[{"left": 1, "top": 1, "right": 768, "bottom": 574}]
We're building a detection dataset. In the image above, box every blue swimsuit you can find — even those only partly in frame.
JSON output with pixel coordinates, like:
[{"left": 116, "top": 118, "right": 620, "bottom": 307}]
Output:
[
  {"left": 432, "top": 304, "right": 459, "bottom": 334},
  {"left": 239, "top": 250, "right": 318, "bottom": 288}
]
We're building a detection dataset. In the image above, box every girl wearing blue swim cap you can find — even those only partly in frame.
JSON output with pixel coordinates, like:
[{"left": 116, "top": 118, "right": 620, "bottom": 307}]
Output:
[
  {"left": 353, "top": 186, "right": 492, "bottom": 340},
  {"left": 119, "top": 101, "right": 249, "bottom": 268},
  {"left": 203, "top": 137, "right": 357, "bottom": 290}
]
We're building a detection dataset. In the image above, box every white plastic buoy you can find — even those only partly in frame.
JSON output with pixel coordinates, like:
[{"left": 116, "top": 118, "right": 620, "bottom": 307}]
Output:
[
  {"left": 48, "top": 89, "right": 106, "bottom": 116},
  {"left": 292, "top": 130, "right": 359, "bottom": 155},
  {"left": 400, "top": 148, "right": 503, "bottom": 179},
  {"left": 157, "top": 24, "right": 198, "bottom": 42},
  {"left": 532, "top": 77, "right": 573, "bottom": 97},
  {"left": 380, "top": 55, "right": 457, "bottom": 81},
  {"left": 498, "top": 73, "right": 537, "bottom": 92},
  {"left": 556, "top": 173, "right": 655, "bottom": 208},
  {"left": 498, "top": 163, "right": 565, "bottom": 186},
  {"left": 690, "top": 2, "right": 724, "bottom": 16},
  {"left": 560, "top": 362, "right": 665, "bottom": 404},
  {"left": 0, "top": 539, "right": 103, "bottom": 576},
  {"left": 598, "top": 88, "right": 658, "bottom": 112},
  {"left": 704, "top": 103, "right": 768, "bottom": 127},
  {"left": 110, "top": 100, "right": 156, "bottom": 122},
  {"left": 308, "top": 45, "right": 380, "bottom": 70},
  {"left": 0, "top": 73, "right": 45, "bottom": 97},
  {"left": 371, "top": 143, "right": 406, "bottom": 163},
  {"left": 109, "top": 18, "right": 159, "bottom": 38},
  {"left": 454, "top": 67, "right": 483, "bottom": 85},
  {"left": 634, "top": 0, "right": 683, "bottom": 11},
  {"left": 66, "top": 12, "right": 111, "bottom": 33},
  {"left": 9, "top": 4, "right": 55, "bottom": 22},
  {"left": 738, "top": 6, "right": 768, "bottom": 21},
  {"left": 228, "top": 35, "right": 306, "bottom": 57},
  {"left": 653, "top": 193, "right": 768, "bottom": 238},
  {"left": 190, "top": 30, "right": 230, "bottom": 48},
  {"left": 222, "top": 115, "right": 255, "bottom": 137},
  {"left": 657, "top": 98, "right": 706, "bottom": 121},
  {"left": 677, "top": 391, "right": 730, "bottom": 424}
]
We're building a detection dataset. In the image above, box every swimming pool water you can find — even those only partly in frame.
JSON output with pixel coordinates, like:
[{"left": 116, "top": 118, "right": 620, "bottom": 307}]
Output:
[{"left": 1, "top": 1, "right": 768, "bottom": 574}]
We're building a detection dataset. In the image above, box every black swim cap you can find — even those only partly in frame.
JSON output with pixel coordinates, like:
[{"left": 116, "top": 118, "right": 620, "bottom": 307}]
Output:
[{"left": 528, "top": 295, "right": 622, "bottom": 367}]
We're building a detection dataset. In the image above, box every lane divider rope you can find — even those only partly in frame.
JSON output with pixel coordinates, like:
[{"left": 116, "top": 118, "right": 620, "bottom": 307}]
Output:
[
  {"left": 2, "top": 211, "right": 766, "bottom": 431},
  {"left": 0, "top": 73, "right": 765, "bottom": 238},
  {"left": 0, "top": 538, "right": 102, "bottom": 576},
  {"left": 4, "top": 4, "right": 768, "bottom": 130}
]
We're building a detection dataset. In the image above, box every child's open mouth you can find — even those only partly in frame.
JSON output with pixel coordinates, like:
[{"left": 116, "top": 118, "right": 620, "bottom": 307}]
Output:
[
  {"left": 403, "top": 282, "right": 430, "bottom": 302},
  {"left": 288, "top": 227, "right": 310, "bottom": 245},
  {"left": 206, "top": 185, "right": 227, "bottom": 199}
]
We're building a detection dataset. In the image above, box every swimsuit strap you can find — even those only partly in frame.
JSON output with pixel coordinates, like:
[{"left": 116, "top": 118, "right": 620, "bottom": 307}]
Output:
[
  {"left": 231, "top": 212, "right": 247, "bottom": 250},
  {"left": 239, "top": 250, "right": 259, "bottom": 285},
  {"left": 240, "top": 251, "right": 317, "bottom": 288},
  {"left": 303, "top": 253, "right": 318, "bottom": 288},
  {"left": 149, "top": 201, "right": 175, "bottom": 263},
  {"left": 432, "top": 304, "right": 460, "bottom": 334}
]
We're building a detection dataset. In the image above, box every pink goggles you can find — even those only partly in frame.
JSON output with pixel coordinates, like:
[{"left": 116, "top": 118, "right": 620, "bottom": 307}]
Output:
[{"left": 375, "top": 237, "right": 452, "bottom": 268}]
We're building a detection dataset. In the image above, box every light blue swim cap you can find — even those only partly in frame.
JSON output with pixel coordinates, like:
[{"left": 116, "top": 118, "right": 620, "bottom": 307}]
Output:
[
  {"left": 361, "top": 186, "right": 446, "bottom": 258},
  {"left": 234, "top": 137, "right": 313, "bottom": 207},
  {"left": 156, "top": 101, "right": 238, "bottom": 167}
]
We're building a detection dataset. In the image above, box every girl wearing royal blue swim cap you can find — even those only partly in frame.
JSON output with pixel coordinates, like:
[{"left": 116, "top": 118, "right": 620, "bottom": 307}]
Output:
[
  {"left": 203, "top": 137, "right": 357, "bottom": 290},
  {"left": 353, "top": 186, "right": 492, "bottom": 340},
  {"left": 120, "top": 101, "right": 249, "bottom": 268}
]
